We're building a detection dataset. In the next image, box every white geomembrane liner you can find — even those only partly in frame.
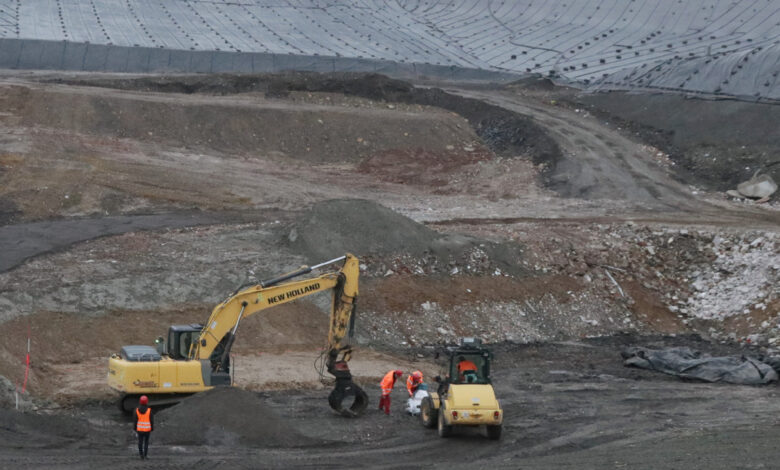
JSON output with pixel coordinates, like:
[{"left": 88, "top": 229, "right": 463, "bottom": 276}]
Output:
[{"left": 0, "top": 1, "right": 777, "bottom": 98}]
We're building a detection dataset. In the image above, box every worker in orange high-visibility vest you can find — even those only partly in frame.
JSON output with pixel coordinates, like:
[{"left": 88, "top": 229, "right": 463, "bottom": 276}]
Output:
[
  {"left": 457, "top": 355, "right": 480, "bottom": 382},
  {"left": 378, "top": 370, "right": 403, "bottom": 415},
  {"left": 133, "top": 395, "right": 154, "bottom": 459},
  {"left": 406, "top": 370, "right": 423, "bottom": 396}
]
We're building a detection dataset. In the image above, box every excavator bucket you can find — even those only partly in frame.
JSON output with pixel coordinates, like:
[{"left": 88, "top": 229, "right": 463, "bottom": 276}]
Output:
[
  {"left": 327, "top": 360, "right": 368, "bottom": 417},
  {"left": 328, "top": 378, "right": 368, "bottom": 418}
]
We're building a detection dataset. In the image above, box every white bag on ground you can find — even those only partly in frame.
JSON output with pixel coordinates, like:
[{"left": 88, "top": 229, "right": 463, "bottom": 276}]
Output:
[{"left": 406, "top": 389, "right": 429, "bottom": 415}]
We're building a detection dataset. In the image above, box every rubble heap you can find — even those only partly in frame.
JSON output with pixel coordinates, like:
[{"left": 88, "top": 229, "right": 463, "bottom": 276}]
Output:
[{"left": 684, "top": 233, "right": 778, "bottom": 320}]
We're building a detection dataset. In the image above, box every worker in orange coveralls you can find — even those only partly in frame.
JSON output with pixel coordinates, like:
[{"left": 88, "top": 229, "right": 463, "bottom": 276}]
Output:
[
  {"left": 378, "top": 369, "right": 403, "bottom": 415},
  {"left": 406, "top": 370, "right": 423, "bottom": 396}
]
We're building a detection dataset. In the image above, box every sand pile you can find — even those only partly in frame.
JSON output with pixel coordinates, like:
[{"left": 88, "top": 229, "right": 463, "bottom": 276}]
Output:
[{"left": 155, "top": 387, "right": 314, "bottom": 447}]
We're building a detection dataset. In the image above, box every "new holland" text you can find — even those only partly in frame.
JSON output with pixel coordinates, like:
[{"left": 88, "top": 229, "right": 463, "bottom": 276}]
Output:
[{"left": 267, "top": 283, "right": 321, "bottom": 304}]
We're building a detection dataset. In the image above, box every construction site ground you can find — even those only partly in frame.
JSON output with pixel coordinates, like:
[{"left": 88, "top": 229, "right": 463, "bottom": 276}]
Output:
[{"left": 0, "top": 72, "right": 777, "bottom": 469}]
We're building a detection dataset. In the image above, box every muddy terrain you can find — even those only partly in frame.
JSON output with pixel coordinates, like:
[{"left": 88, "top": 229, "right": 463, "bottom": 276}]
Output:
[{"left": 0, "top": 72, "right": 777, "bottom": 468}]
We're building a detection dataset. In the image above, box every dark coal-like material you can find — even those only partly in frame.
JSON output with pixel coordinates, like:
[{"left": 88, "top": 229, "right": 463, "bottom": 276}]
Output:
[{"left": 155, "top": 387, "right": 317, "bottom": 447}]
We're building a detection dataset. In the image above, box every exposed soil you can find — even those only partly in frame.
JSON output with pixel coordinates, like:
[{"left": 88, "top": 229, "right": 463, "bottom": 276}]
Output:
[
  {"left": 2, "top": 337, "right": 780, "bottom": 469},
  {"left": 49, "top": 73, "right": 564, "bottom": 184},
  {"left": 0, "top": 71, "right": 777, "bottom": 469},
  {"left": 566, "top": 92, "right": 780, "bottom": 192}
]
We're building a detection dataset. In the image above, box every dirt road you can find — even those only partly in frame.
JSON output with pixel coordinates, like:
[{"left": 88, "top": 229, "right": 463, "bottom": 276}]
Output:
[{"left": 449, "top": 87, "right": 779, "bottom": 226}]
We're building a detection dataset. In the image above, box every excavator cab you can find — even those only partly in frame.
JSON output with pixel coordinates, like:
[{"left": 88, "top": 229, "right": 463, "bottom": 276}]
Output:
[{"left": 164, "top": 324, "right": 203, "bottom": 360}]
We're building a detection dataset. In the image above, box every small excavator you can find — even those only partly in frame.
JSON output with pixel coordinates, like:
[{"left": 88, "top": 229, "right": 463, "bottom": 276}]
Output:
[{"left": 107, "top": 253, "right": 368, "bottom": 417}]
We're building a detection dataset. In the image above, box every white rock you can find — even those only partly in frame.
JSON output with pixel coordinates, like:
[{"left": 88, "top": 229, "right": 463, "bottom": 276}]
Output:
[{"left": 737, "top": 174, "right": 777, "bottom": 199}]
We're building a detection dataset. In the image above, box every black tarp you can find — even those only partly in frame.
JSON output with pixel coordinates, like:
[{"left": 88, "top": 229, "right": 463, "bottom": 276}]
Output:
[{"left": 622, "top": 347, "right": 778, "bottom": 385}]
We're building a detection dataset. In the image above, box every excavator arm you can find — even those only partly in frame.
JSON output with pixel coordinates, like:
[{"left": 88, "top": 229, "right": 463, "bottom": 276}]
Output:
[{"left": 190, "top": 254, "right": 367, "bottom": 416}]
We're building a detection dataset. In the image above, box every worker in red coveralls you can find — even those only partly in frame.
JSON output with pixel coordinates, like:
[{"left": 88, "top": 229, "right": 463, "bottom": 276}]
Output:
[
  {"left": 378, "top": 369, "right": 403, "bottom": 415},
  {"left": 406, "top": 370, "right": 423, "bottom": 396}
]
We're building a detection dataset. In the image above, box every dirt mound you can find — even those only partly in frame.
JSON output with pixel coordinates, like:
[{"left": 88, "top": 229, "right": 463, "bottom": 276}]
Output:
[
  {"left": 0, "top": 407, "right": 116, "bottom": 448},
  {"left": 287, "top": 199, "right": 527, "bottom": 275},
  {"left": 50, "top": 73, "right": 563, "bottom": 181},
  {"left": 271, "top": 73, "right": 563, "bottom": 172},
  {"left": 7, "top": 83, "right": 466, "bottom": 166},
  {"left": 155, "top": 387, "right": 316, "bottom": 447}
]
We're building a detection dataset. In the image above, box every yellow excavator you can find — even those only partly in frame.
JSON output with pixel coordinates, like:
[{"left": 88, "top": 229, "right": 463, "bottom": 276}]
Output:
[{"left": 107, "top": 254, "right": 368, "bottom": 417}]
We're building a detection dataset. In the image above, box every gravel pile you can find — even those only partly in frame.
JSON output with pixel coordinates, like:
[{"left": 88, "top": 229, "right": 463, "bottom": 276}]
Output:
[
  {"left": 287, "top": 199, "right": 526, "bottom": 275},
  {"left": 155, "top": 387, "right": 316, "bottom": 447},
  {"left": 288, "top": 199, "right": 442, "bottom": 260}
]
